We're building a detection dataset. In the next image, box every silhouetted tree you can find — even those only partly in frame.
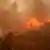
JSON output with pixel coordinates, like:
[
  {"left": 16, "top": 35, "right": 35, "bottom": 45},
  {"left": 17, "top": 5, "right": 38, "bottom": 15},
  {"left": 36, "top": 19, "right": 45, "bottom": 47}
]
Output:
[
  {"left": 40, "top": 22, "right": 50, "bottom": 50},
  {"left": 15, "top": 29, "right": 43, "bottom": 50}
]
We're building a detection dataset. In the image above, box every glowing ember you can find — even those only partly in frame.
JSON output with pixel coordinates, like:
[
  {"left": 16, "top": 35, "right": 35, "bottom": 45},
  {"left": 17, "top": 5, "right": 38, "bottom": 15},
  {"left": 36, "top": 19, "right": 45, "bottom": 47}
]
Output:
[
  {"left": 47, "top": 18, "right": 50, "bottom": 22},
  {"left": 48, "top": 20, "right": 50, "bottom": 22},
  {"left": 44, "top": 18, "right": 50, "bottom": 22},
  {"left": 27, "top": 18, "right": 40, "bottom": 28}
]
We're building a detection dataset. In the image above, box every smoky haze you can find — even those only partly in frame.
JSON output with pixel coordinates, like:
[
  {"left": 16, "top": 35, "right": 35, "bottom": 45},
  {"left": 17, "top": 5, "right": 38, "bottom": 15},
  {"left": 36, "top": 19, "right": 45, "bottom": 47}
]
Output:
[{"left": 0, "top": 0, "right": 50, "bottom": 38}]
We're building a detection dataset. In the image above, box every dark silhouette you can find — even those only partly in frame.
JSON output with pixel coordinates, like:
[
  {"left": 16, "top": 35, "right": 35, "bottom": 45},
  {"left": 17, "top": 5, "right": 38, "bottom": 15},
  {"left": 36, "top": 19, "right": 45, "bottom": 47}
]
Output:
[
  {"left": 40, "top": 22, "right": 50, "bottom": 50},
  {"left": 15, "top": 29, "right": 42, "bottom": 50},
  {"left": 1, "top": 23, "right": 50, "bottom": 50},
  {"left": 1, "top": 30, "right": 42, "bottom": 50},
  {"left": 1, "top": 32, "right": 16, "bottom": 50}
]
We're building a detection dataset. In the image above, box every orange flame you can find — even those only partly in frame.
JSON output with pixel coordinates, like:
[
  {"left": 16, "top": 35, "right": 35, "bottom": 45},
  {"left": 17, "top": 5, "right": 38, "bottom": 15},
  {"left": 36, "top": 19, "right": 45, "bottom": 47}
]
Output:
[
  {"left": 26, "top": 18, "right": 41, "bottom": 28},
  {"left": 44, "top": 18, "right": 50, "bottom": 22}
]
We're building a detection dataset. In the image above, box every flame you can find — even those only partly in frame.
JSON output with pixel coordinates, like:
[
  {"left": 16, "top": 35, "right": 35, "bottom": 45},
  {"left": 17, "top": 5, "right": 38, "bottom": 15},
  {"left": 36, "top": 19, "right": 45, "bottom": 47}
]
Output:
[
  {"left": 44, "top": 18, "right": 50, "bottom": 22},
  {"left": 47, "top": 18, "right": 50, "bottom": 22},
  {"left": 26, "top": 17, "right": 50, "bottom": 29},
  {"left": 27, "top": 18, "right": 40, "bottom": 28}
]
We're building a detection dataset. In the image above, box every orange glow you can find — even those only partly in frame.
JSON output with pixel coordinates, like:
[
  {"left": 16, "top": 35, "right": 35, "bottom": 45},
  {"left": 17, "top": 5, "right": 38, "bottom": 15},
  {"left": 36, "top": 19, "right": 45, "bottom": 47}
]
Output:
[
  {"left": 47, "top": 18, "right": 50, "bottom": 22},
  {"left": 44, "top": 18, "right": 50, "bottom": 22},
  {"left": 48, "top": 20, "right": 50, "bottom": 22},
  {"left": 26, "top": 17, "right": 50, "bottom": 29},
  {"left": 27, "top": 18, "right": 40, "bottom": 28}
]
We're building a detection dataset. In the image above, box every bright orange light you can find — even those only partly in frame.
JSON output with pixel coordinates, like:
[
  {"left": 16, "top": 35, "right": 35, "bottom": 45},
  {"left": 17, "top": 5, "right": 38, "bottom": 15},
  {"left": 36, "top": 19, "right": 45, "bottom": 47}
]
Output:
[
  {"left": 47, "top": 18, "right": 50, "bottom": 22},
  {"left": 27, "top": 18, "right": 40, "bottom": 28},
  {"left": 44, "top": 18, "right": 50, "bottom": 22},
  {"left": 47, "top": 19, "right": 50, "bottom": 22}
]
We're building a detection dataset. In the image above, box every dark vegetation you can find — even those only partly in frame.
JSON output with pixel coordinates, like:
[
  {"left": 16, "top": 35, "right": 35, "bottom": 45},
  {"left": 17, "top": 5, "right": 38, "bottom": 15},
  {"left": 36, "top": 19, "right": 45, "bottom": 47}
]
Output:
[{"left": 0, "top": 22, "right": 50, "bottom": 50}]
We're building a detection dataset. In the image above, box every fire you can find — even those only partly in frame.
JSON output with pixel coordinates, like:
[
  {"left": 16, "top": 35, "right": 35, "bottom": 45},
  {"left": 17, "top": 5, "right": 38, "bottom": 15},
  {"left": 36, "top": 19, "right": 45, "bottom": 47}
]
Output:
[
  {"left": 27, "top": 18, "right": 40, "bottom": 28},
  {"left": 26, "top": 17, "right": 50, "bottom": 29},
  {"left": 47, "top": 18, "right": 50, "bottom": 22},
  {"left": 46, "top": 18, "right": 50, "bottom": 22},
  {"left": 44, "top": 18, "right": 50, "bottom": 22}
]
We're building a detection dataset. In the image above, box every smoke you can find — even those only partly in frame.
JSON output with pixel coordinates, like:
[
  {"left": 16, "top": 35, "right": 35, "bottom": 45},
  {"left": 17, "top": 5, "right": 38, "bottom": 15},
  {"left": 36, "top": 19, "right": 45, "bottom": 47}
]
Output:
[{"left": 0, "top": 0, "right": 50, "bottom": 33}]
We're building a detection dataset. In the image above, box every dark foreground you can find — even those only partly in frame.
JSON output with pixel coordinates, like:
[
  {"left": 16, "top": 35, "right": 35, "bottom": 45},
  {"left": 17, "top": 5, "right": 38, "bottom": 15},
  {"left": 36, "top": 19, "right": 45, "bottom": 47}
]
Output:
[{"left": 0, "top": 22, "right": 50, "bottom": 50}]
